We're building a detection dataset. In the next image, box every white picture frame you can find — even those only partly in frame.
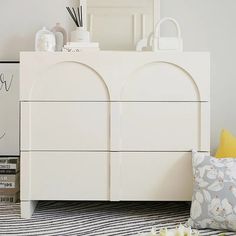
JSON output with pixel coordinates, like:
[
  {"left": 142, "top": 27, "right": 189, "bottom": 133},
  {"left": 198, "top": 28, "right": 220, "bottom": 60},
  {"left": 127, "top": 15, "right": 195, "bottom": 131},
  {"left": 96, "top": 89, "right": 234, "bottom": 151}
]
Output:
[
  {"left": 87, "top": 0, "right": 160, "bottom": 50},
  {"left": 0, "top": 62, "right": 19, "bottom": 156}
]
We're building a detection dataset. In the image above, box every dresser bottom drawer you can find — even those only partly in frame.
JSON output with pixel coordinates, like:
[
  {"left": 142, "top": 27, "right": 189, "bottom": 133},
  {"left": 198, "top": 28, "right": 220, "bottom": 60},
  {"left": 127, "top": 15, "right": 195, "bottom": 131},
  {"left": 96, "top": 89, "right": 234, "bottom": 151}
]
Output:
[
  {"left": 119, "top": 152, "right": 196, "bottom": 201},
  {"left": 21, "top": 152, "right": 110, "bottom": 200}
]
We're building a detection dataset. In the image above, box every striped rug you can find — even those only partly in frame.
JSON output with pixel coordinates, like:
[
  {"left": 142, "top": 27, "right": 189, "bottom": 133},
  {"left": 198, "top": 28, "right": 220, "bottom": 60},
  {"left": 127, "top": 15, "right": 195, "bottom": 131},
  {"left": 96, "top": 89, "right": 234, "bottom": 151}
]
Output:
[{"left": 0, "top": 201, "right": 235, "bottom": 236}]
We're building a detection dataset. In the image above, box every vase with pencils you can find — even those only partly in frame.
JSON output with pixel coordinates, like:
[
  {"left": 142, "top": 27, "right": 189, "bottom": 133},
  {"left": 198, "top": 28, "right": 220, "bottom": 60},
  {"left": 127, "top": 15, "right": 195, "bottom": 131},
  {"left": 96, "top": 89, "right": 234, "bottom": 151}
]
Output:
[{"left": 67, "top": 2, "right": 90, "bottom": 42}]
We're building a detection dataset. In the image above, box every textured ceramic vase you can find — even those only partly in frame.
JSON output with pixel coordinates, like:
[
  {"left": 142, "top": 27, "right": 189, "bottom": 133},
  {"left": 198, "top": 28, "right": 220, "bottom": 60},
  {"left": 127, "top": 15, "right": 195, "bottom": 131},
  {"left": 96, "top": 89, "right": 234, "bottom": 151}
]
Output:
[
  {"left": 71, "top": 27, "right": 90, "bottom": 42},
  {"left": 51, "top": 23, "right": 67, "bottom": 51},
  {"left": 35, "top": 27, "right": 56, "bottom": 52}
]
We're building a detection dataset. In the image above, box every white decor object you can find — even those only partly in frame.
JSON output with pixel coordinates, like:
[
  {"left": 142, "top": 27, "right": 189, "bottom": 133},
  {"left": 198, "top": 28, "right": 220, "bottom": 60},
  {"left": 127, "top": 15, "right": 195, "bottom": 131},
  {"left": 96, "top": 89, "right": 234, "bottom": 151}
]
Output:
[
  {"left": 138, "top": 225, "right": 199, "bottom": 236},
  {"left": 137, "top": 17, "right": 183, "bottom": 52},
  {"left": 153, "top": 17, "right": 183, "bottom": 52},
  {"left": 51, "top": 23, "right": 67, "bottom": 51},
  {"left": 63, "top": 42, "right": 99, "bottom": 52},
  {"left": 20, "top": 51, "right": 210, "bottom": 218},
  {"left": 87, "top": 0, "right": 160, "bottom": 50},
  {"left": 71, "top": 27, "right": 90, "bottom": 42},
  {"left": 67, "top": 1, "right": 90, "bottom": 43},
  {"left": 136, "top": 35, "right": 153, "bottom": 51},
  {"left": 35, "top": 27, "right": 56, "bottom": 52},
  {"left": 0, "top": 63, "right": 19, "bottom": 156}
]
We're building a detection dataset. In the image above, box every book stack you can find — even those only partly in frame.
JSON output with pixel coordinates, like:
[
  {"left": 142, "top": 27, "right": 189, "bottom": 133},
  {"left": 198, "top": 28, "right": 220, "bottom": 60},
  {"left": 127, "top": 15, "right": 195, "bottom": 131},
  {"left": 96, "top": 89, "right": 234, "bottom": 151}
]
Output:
[
  {"left": 63, "top": 42, "right": 100, "bottom": 52},
  {"left": 0, "top": 157, "right": 20, "bottom": 203}
]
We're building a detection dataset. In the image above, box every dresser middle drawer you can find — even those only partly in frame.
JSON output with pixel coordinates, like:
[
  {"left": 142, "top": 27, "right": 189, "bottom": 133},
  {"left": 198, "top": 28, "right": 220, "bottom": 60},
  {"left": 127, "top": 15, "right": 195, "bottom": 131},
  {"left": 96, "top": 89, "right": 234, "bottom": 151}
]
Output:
[{"left": 21, "top": 102, "right": 109, "bottom": 151}]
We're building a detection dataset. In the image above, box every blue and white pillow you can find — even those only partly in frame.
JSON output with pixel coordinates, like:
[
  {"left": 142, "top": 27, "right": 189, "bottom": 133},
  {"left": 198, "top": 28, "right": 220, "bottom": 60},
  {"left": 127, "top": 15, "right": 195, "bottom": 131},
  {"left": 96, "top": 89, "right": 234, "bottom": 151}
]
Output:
[{"left": 188, "top": 151, "right": 236, "bottom": 231}]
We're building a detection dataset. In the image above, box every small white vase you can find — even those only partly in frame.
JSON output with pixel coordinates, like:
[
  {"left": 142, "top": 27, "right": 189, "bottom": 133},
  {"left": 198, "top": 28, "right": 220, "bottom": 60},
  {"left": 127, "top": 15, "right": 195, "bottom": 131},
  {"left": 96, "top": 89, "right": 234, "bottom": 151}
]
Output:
[
  {"left": 35, "top": 27, "right": 56, "bottom": 52},
  {"left": 51, "top": 23, "right": 67, "bottom": 51},
  {"left": 71, "top": 27, "right": 90, "bottom": 42}
]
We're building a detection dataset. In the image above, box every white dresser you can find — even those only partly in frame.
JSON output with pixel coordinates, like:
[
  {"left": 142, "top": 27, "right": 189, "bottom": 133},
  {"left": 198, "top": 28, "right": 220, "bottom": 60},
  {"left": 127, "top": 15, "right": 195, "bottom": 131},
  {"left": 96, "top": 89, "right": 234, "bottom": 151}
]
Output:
[{"left": 20, "top": 52, "right": 210, "bottom": 218}]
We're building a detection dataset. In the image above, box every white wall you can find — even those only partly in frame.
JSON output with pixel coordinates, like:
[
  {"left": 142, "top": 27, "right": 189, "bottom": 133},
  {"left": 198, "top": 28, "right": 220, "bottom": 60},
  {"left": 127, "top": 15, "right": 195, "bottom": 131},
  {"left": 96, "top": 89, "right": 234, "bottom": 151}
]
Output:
[
  {"left": 1, "top": 0, "right": 235, "bottom": 152},
  {"left": 0, "top": 0, "right": 159, "bottom": 56},
  {"left": 161, "top": 0, "right": 236, "bottom": 152},
  {"left": 0, "top": 0, "right": 77, "bottom": 60}
]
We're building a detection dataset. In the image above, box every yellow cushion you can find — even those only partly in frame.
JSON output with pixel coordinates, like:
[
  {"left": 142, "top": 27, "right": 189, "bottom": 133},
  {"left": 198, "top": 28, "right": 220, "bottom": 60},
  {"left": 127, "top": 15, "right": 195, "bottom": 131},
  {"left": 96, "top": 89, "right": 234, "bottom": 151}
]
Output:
[{"left": 215, "top": 129, "right": 236, "bottom": 158}]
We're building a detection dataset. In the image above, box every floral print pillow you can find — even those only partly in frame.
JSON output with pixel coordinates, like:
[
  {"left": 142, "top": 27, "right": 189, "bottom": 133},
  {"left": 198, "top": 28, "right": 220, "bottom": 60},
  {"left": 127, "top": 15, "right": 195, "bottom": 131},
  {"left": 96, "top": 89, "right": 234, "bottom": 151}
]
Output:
[{"left": 188, "top": 150, "right": 236, "bottom": 231}]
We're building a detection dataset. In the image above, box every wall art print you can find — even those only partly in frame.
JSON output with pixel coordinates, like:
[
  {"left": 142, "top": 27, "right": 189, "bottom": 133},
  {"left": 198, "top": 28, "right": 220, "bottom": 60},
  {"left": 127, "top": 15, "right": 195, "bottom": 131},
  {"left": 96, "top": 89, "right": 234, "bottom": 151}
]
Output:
[{"left": 0, "top": 63, "right": 19, "bottom": 156}]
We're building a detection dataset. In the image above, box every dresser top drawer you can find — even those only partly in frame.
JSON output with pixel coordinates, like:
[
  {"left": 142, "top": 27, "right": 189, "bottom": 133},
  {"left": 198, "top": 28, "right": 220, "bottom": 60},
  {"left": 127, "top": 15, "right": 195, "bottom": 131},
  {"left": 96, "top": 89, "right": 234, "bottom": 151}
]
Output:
[{"left": 20, "top": 52, "right": 210, "bottom": 102}]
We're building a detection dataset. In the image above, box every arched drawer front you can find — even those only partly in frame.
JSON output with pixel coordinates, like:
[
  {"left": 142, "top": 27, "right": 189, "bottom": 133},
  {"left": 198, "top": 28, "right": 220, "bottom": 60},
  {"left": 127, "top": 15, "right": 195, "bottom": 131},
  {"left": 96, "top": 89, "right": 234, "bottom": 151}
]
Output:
[
  {"left": 21, "top": 61, "right": 110, "bottom": 101},
  {"left": 21, "top": 152, "right": 110, "bottom": 201},
  {"left": 118, "top": 152, "right": 194, "bottom": 201},
  {"left": 121, "top": 62, "right": 201, "bottom": 101},
  {"left": 21, "top": 102, "right": 110, "bottom": 151},
  {"left": 117, "top": 52, "right": 209, "bottom": 102},
  {"left": 119, "top": 102, "right": 209, "bottom": 152},
  {"left": 20, "top": 52, "right": 210, "bottom": 102}
]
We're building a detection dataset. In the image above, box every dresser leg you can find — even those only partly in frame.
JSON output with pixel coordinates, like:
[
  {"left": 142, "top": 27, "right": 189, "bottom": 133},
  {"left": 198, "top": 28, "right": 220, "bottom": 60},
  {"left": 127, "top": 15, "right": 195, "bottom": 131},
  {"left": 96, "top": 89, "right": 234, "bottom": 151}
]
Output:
[{"left": 21, "top": 200, "right": 38, "bottom": 219}]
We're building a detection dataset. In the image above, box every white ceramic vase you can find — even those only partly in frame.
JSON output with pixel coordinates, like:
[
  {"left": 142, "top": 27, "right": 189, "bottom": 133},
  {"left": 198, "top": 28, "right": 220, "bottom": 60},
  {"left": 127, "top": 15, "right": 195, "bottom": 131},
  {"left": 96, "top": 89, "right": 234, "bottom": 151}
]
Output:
[
  {"left": 71, "top": 27, "right": 90, "bottom": 42},
  {"left": 35, "top": 27, "right": 56, "bottom": 52},
  {"left": 51, "top": 23, "right": 67, "bottom": 51}
]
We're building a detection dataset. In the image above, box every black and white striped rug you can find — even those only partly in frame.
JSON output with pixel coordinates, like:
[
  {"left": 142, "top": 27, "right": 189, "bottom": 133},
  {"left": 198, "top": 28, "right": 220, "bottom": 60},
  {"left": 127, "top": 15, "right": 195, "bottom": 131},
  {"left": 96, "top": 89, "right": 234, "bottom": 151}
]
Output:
[{"left": 0, "top": 201, "right": 235, "bottom": 236}]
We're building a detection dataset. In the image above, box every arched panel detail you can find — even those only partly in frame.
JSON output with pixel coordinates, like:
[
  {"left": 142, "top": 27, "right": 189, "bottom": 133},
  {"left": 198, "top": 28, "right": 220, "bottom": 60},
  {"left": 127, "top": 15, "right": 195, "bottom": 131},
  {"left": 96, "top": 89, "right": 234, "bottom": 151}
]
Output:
[
  {"left": 121, "top": 61, "right": 201, "bottom": 101},
  {"left": 29, "top": 61, "right": 110, "bottom": 101}
]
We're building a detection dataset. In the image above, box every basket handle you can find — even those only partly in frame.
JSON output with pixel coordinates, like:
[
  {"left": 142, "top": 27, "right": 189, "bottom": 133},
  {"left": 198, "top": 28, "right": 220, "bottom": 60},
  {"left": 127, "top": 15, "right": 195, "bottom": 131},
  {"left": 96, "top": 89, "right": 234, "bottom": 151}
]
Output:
[{"left": 154, "top": 17, "right": 182, "bottom": 39}]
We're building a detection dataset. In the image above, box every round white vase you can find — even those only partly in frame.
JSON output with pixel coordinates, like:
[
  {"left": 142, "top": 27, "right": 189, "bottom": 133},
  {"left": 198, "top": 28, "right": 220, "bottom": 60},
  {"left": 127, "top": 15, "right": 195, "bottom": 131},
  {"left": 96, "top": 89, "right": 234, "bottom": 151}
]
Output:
[
  {"left": 35, "top": 27, "right": 56, "bottom": 52},
  {"left": 71, "top": 27, "right": 90, "bottom": 42}
]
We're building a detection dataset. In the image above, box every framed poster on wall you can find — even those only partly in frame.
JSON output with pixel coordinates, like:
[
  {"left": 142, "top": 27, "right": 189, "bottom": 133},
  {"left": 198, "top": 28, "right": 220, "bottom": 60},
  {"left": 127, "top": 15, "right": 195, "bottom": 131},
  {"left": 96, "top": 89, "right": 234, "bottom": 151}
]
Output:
[{"left": 0, "top": 62, "right": 19, "bottom": 156}]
